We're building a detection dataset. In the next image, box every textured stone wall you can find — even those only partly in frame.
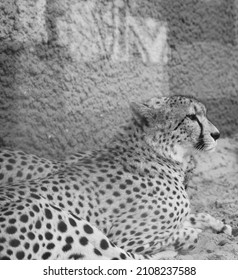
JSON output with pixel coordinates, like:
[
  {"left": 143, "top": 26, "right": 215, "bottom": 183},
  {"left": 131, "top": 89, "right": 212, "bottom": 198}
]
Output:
[
  {"left": 0, "top": 0, "right": 237, "bottom": 159},
  {"left": 166, "top": 0, "right": 238, "bottom": 137}
]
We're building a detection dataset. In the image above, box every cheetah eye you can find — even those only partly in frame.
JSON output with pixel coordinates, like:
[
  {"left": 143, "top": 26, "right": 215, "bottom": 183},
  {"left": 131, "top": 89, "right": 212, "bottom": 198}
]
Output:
[{"left": 186, "top": 114, "right": 197, "bottom": 121}]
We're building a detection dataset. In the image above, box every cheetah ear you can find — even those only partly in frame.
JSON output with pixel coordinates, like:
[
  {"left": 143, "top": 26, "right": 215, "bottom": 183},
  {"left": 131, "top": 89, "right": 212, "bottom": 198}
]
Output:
[{"left": 130, "top": 102, "right": 157, "bottom": 127}]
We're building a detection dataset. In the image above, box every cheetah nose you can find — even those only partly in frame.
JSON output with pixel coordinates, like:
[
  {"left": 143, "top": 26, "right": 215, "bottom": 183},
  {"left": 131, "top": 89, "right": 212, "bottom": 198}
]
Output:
[{"left": 210, "top": 132, "right": 220, "bottom": 141}]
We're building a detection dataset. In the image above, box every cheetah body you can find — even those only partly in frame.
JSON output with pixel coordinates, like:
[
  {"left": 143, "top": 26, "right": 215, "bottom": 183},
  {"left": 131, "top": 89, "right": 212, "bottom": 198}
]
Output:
[{"left": 0, "top": 96, "right": 232, "bottom": 259}]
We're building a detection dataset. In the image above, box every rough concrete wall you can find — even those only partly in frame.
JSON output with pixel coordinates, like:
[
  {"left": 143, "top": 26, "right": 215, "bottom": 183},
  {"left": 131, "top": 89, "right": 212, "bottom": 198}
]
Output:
[
  {"left": 0, "top": 0, "right": 168, "bottom": 159},
  {"left": 0, "top": 0, "right": 237, "bottom": 159},
  {"left": 165, "top": 0, "right": 238, "bottom": 137}
]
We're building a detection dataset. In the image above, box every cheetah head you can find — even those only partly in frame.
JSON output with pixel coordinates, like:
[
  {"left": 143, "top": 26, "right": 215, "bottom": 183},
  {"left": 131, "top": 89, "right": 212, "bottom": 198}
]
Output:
[{"left": 130, "top": 95, "right": 220, "bottom": 164}]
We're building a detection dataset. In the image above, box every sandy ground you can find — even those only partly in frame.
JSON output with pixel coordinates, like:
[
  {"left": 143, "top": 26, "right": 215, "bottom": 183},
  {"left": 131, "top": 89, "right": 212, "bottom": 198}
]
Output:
[{"left": 176, "top": 135, "right": 238, "bottom": 260}]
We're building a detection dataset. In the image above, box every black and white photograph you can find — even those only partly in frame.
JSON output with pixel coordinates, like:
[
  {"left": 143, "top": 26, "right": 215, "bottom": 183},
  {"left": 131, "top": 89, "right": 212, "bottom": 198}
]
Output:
[{"left": 0, "top": 0, "right": 238, "bottom": 278}]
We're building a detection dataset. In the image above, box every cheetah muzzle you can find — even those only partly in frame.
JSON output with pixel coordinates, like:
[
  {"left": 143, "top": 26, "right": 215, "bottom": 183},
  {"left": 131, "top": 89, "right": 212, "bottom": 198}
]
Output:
[{"left": 0, "top": 95, "right": 233, "bottom": 260}]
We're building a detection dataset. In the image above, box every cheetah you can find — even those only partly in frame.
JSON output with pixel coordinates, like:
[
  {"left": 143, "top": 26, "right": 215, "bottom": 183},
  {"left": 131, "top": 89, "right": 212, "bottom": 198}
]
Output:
[{"left": 0, "top": 95, "right": 233, "bottom": 260}]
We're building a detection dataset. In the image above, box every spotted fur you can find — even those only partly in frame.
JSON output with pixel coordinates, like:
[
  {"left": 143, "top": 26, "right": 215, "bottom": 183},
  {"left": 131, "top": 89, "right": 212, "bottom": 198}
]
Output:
[{"left": 0, "top": 96, "right": 232, "bottom": 259}]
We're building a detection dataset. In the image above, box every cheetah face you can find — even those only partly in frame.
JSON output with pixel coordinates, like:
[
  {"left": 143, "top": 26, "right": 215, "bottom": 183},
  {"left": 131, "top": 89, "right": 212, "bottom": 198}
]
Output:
[
  {"left": 173, "top": 104, "right": 220, "bottom": 153},
  {"left": 130, "top": 96, "right": 220, "bottom": 161}
]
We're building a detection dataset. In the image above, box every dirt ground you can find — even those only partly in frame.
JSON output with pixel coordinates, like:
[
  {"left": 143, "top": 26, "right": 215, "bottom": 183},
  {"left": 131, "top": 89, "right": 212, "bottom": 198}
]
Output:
[{"left": 175, "top": 135, "right": 238, "bottom": 260}]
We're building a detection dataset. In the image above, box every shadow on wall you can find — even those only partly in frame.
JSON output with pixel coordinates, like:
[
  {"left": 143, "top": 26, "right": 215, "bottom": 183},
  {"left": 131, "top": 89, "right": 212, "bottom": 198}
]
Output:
[
  {"left": 141, "top": 0, "right": 238, "bottom": 136},
  {"left": 202, "top": 97, "right": 238, "bottom": 137},
  {"left": 0, "top": 0, "right": 237, "bottom": 158},
  {"left": 164, "top": 0, "right": 238, "bottom": 137},
  {"left": 134, "top": 0, "right": 236, "bottom": 45},
  {"left": 135, "top": 0, "right": 238, "bottom": 135},
  {"left": 161, "top": 0, "right": 236, "bottom": 46},
  {"left": 0, "top": 0, "right": 71, "bottom": 155}
]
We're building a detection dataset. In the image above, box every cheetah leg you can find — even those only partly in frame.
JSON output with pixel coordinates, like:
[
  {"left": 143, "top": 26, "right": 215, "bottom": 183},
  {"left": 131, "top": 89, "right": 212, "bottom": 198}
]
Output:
[
  {"left": 183, "top": 213, "right": 232, "bottom": 235},
  {"left": 158, "top": 227, "right": 202, "bottom": 254},
  {"left": 1, "top": 194, "right": 179, "bottom": 260},
  {"left": 63, "top": 211, "right": 178, "bottom": 260},
  {"left": 0, "top": 197, "right": 159, "bottom": 260}
]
